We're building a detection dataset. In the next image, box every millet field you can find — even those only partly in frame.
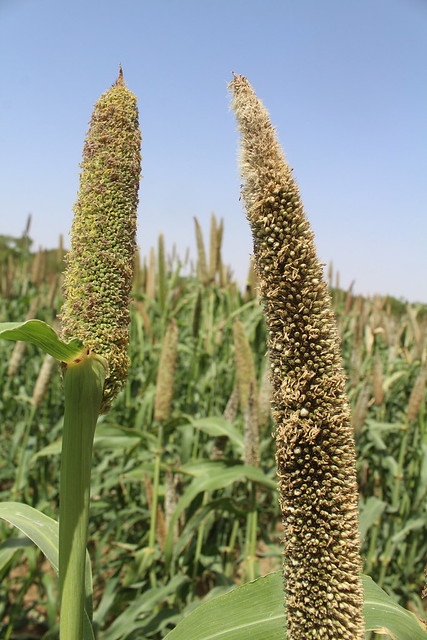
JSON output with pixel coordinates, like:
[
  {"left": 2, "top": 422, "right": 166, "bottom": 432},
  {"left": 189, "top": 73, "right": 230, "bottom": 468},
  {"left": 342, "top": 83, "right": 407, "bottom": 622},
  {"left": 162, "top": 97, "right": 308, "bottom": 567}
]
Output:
[{"left": 0, "top": 73, "right": 426, "bottom": 640}]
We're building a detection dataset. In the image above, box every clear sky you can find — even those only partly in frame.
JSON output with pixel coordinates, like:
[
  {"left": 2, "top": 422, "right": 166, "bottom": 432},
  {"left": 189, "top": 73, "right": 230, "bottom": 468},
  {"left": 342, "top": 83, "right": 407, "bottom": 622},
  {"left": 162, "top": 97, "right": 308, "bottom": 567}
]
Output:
[{"left": 1, "top": 0, "right": 426, "bottom": 302}]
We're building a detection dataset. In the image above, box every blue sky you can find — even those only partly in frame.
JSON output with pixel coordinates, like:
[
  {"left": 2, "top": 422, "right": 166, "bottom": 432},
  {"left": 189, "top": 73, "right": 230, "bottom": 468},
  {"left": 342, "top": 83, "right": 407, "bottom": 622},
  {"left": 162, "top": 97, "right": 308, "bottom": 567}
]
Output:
[{"left": 1, "top": 0, "right": 426, "bottom": 302}]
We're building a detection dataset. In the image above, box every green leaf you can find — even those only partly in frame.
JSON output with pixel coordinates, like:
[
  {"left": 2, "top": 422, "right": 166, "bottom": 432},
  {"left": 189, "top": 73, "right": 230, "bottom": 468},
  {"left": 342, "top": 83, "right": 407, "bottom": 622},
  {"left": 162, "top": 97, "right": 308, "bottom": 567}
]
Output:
[
  {"left": 0, "top": 536, "right": 32, "bottom": 572},
  {"left": 359, "top": 496, "right": 387, "bottom": 540},
  {"left": 100, "top": 574, "right": 189, "bottom": 640},
  {"left": 162, "top": 573, "right": 427, "bottom": 640},
  {"left": 0, "top": 501, "right": 94, "bottom": 640},
  {"left": 177, "top": 460, "right": 276, "bottom": 490},
  {"left": 32, "top": 439, "right": 62, "bottom": 460},
  {"left": 164, "top": 462, "right": 276, "bottom": 561},
  {"left": 92, "top": 423, "right": 143, "bottom": 450},
  {"left": 366, "top": 419, "right": 407, "bottom": 432},
  {"left": 164, "top": 572, "right": 284, "bottom": 640},
  {"left": 32, "top": 424, "right": 143, "bottom": 462},
  {"left": 414, "top": 443, "right": 427, "bottom": 507},
  {"left": 390, "top": 517, "right": 427, "bottom": 544},
  {"left": 363, "top": 574, "right": 427, "bottom": 638},
  {"left": 0, "top": 501, "right": 59, "bottom": 570},
  {"left": 188, "top": 417, "right": 244, "bottom": 453},
  {"left": 0, "top": 319, "right": 83, "bottom": 362}
]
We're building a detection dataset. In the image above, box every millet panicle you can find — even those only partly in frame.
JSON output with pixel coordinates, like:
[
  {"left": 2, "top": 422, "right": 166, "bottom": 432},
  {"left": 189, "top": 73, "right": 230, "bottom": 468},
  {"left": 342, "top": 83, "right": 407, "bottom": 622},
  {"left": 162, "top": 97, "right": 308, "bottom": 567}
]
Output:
[
  {"left": 61, "top": 68, "right": 141, "bottom": 412},
  {"left": 229, "top": 73, "right": 364, "bottom": 640}
]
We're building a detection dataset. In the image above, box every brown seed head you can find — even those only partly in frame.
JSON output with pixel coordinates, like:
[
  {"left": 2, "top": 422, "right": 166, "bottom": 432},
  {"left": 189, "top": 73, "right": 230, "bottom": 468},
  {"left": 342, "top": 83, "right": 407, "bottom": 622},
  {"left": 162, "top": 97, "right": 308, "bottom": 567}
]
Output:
[{"left": 229, "top": 73, "right": 364, "bottom": 640}]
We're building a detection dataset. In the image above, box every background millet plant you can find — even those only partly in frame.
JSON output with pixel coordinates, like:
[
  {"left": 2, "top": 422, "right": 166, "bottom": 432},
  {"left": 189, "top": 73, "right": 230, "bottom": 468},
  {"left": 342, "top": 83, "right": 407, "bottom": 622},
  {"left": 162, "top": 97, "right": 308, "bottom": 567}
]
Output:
[{"left": 229, "top": 73, "right": 365, "bottom": 639}]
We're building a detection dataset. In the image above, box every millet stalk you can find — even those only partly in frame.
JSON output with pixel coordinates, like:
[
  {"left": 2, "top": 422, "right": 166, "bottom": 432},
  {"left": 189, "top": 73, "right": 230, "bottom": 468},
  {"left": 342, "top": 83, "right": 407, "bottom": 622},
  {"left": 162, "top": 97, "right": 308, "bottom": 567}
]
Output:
[
  {"left": 59, "top": 68, "right": 141, "bottom": 639},
  {"left": 229, "top": 73, "right": 364, "bottom": 640},
  {"left": 61, "top": 66, "right": 141, "bottom": 413}
]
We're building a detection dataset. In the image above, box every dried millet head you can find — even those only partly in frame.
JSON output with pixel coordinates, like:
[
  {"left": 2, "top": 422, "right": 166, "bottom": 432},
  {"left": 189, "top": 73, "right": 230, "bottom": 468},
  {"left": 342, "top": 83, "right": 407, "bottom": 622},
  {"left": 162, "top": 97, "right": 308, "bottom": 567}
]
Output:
[
  {"left": 61, "top": 69, "right": 142, "bottom": 413},
  {"left": 229, "top": 74, "right": 364, "bottom": 640}
]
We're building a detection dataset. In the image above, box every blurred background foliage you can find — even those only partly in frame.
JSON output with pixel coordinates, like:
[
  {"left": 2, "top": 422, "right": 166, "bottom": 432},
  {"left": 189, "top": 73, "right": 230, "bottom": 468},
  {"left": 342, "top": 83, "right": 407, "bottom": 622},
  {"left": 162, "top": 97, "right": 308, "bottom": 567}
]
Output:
[{"left": 0, "top": 214, "right": 426, "bottom": 639}]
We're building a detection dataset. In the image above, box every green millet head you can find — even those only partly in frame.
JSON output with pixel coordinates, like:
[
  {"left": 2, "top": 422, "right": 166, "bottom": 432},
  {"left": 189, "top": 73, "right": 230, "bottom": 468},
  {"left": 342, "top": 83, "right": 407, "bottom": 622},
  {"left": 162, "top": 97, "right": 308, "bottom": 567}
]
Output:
[
  {"left": 229, "top": 74, "right": 364, "bottom": 639},
  {"left": 61, "top": 68, "right": 141, "bottom": 412}
]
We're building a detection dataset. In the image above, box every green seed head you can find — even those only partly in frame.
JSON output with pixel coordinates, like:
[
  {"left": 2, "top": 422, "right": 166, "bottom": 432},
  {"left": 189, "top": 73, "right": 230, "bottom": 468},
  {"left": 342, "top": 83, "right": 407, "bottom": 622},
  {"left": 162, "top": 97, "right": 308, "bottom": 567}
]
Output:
[
  {"left": 61, "top": 68, "right": 142, "bottom": 412},
  {"left": 229, "top": 74, "right": 364, "bottom": 640}
]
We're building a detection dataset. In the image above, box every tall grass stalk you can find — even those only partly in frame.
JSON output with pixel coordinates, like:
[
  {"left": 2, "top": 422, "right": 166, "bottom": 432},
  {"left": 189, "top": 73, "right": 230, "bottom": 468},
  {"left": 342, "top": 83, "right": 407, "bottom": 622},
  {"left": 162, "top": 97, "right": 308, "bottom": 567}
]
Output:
[{"left": 147, "top": 424, "right": 163, "bottom": 588}]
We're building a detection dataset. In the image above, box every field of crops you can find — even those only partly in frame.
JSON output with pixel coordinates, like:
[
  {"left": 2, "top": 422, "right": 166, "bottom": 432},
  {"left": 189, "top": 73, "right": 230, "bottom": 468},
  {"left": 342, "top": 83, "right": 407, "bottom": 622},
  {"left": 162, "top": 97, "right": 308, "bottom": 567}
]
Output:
[{"left": 0, "top": 219, "right": 426, "bottom": 639}]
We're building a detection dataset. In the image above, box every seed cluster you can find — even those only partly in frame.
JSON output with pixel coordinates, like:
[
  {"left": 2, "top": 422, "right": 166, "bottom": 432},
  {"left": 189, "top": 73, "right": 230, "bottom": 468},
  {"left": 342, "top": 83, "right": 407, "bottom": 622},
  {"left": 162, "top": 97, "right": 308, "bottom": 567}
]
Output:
[
  {"left": 229, "top": 74, "right": 364, "bottom": 639},
  {"left": 61, "top": 69, "right": 141, "bottom": 412}
]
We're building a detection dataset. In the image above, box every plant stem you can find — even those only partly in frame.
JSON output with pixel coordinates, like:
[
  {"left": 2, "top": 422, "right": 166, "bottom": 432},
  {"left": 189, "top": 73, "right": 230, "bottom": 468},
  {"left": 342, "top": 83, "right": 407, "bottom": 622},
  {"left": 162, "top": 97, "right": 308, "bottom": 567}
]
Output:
[
  {"left": 148, "top": 424, "right": 163, "bottom": 588},
  {"left": 224, "top": 518, "right": 240, "bottom": 577},
  {"left": 192, "top": 491, "right": 209, "bottom": 579},
  {"left": 11, "top": 405, "right": 36, "bottom": 500},
  {"left": 244, "top": 483, "right": 258, "bottom": 582},
  {"left": 392, "top": 426, "right": 409, "bottom": 509},
  {"left": 59, "top": 353, "right": 106, "bottom": 640}
]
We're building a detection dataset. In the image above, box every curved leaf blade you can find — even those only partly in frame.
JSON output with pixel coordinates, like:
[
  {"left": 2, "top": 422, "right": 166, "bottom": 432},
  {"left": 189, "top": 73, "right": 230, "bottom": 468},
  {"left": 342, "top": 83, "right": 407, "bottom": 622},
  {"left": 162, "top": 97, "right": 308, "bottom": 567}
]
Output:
[
  {"left": 164, "top": 462, "right": 276, "bottom": 561},
  {"left": 164, "top": 573, "right": 284, "bottom": 640},
  {"left": 0, "top": 501, "right": 94, "bottom": 640},
  {"left": 363, "top": 574, "right": 427, "bottom": 637},
  {"left": 189, "top": 417, "right": 244, "bottom": 453},
  {"left": 163, "top": 573, "right": 427, "bottom": 640},
  {"left": 359, "top": 496, "right": 387, "bottom": 540},
  {"left": 0, "top": 501, "right": 59, "bottom": 570},
  {"left": 0, "top": 319, "right": 83, "bottom": 362}
]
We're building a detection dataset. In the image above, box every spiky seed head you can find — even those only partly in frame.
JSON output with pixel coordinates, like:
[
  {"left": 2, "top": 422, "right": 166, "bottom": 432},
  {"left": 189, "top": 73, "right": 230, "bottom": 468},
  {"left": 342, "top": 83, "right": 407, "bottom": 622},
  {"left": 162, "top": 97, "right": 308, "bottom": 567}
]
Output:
[
  {"left": 243, "top": 381, "right": 260, "bottom": 467},
  {"left": 224, "top": 386, "right": 240, "bottom": 425},
  {"left": 229, "top": 74, "right": 364, "bottom": 640},
  {"left": 193, "top": 217, "right": 209, "bottom": 285},
  {"left": 192, "top": 287, "right": 203, "bottom": 339},
  {"left": 146, "top": 246, "right": 156, "bottom": 298},
  {"left": 154, "top": 319, "right": 178, "bottom": 422},
  {"left": 232, "top": 318, "right": 260, "bottom": 466},
  {"left": 372, "top": 353, "right": 384, "bottom": 406},
  {"left": 61, "top": 69, "right": 141, "bottom": 412},
  {"left": 406, "top": 364, "right": 426, "bottom": 423},
  {"left": 232, "top": 317, "right": 258, "bottom": 413}
]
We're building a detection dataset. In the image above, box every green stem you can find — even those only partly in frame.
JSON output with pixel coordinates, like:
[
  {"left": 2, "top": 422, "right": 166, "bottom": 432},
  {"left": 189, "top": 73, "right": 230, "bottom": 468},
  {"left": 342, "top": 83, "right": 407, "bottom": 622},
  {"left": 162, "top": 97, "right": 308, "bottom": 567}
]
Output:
[
  {"left": 244, "top": 483, "right": 258, "bottom": 582},
  {"left": 192, "top": 491, "right": 209, "bottom": 579},
  {"left": 392, "top": 427, "right": 409, "bottom": 509},
  {"left": 148, "top": 424, "right": 163, "bottom": 587},
  {"left": 11, "top": 405, "right": 36, "bottom": 500},
  {"left": 364, "top": 520, "right": 379, "bottom": 575},
  {"left": 59, "top": 353, "right": 106, "bottom": 640},
  {"left": 224, "top": 518, "right": 239, "bottom": 577},
  {"left": 377, "top": 535, "right": 392, "bottom": 588},
  {"left": 191, "top": 428, "right": 201, "bottom": 461}
]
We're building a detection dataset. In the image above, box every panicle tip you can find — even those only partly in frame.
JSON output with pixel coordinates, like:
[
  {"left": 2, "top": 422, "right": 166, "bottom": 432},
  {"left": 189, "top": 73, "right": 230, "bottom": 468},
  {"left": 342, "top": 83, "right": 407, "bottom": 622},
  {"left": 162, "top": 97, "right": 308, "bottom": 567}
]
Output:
[
  {"left": 229, "top": 72, "right": 248, "bottom": 89},
  {"left": 114, "top": 64, "right": 125, "bottom": 87}
]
